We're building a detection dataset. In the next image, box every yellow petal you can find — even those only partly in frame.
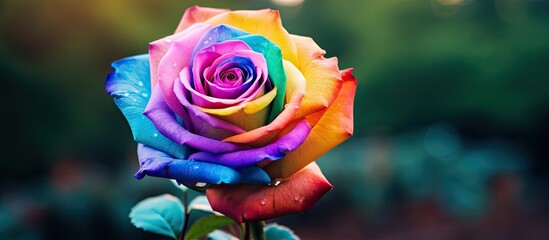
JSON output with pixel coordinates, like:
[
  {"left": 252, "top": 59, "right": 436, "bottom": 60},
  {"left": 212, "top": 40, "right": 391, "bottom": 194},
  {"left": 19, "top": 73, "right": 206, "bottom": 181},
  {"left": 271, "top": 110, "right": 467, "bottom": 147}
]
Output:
[
  {"left": 194, "top": 87, "right": 277, "bottom": 131},
  {"left": 291, "top": 35, "right": 343, "bottom": 120},
  {"left": 265, "top": 69, "right": 357, "bottom": 178},
  {"left": 205, "top": 9, "right": 299, "bottom": 66}
]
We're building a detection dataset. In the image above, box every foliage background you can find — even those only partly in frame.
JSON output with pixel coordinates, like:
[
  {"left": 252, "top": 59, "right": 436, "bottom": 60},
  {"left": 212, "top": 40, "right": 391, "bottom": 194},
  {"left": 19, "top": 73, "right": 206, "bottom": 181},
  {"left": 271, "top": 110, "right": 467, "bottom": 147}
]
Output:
[{"left": 1, "top": 0, "right": 548, "bottom": 239}]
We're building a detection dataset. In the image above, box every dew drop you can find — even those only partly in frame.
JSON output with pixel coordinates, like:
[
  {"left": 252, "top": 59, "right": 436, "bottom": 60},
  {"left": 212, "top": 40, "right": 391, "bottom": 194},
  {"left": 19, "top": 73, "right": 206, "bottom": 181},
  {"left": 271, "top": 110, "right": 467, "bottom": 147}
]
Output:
[
  {"left": 213, "top": 28, "right": 219, "bottom": 33},
  {"left": 294, "top": 105, "right": 299, "bottom": 110},
  {"left": 260, "top": 199, "right": 267, "bottom": 206},
  {"left": 153, "top": 133, "right": 159, "bottom": 137},
  {"left": 141, "top": 93, "right": 149, "bottom": 97},
  {"left": 267, "top": 128, "right": 273, "bottom": 132},
  {"left": 123, "top": 93, "right": 130, "bottom": 97},
  {"left": 203, "top": 40, "right": 209, "bottom": 44},
  {"left": 284, "top": 104, "right": 289, "bottom": 109},
  {"left": 137, "top": 81, "right": 144, "bottom": 86},
  {"left": 165, "top": 38, "right": 172, "bottom": 43},
  {"left": 294, "top": 196, "right": 304, "bottom": 203},
  {"left": 172, "top": 63, "right": 177, "bottom": 68}
]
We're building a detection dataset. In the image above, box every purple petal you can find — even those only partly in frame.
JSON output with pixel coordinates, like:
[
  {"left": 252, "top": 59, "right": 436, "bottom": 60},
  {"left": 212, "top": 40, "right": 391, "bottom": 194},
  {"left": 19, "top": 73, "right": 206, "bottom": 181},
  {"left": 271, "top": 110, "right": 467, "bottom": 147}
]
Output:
[
  {"left": 157, "top": 24, "right": 212, "bottom": 121},
  {"left": 186, "top": 40, "right": 269, "bottom": 108},
  {"left": 144, "top": 85, "right": 250, "bottom": 153},
  {"left": 149, "top": 23, "right": 210, "bottom": 87},
  {"left": 189, "top": 119, "right": 312, "bottom": 168},
  {"left": 172, "top": 71, "right": 246, "bottom": 140}
]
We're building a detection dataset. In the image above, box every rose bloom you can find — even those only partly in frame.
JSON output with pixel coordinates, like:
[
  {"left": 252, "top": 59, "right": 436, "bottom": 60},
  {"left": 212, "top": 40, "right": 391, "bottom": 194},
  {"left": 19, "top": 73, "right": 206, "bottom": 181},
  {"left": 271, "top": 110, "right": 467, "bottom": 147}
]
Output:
[{"left": 106, "top": 6, "right": 356, "bottom": 222}]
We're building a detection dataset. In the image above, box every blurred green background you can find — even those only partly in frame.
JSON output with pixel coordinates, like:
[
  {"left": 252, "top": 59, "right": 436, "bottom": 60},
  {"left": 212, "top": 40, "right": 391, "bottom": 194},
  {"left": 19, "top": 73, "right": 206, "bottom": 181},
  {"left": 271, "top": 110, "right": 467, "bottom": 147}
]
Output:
[{"left": 1, "top": 0, "right": 549, "bottom": 239}]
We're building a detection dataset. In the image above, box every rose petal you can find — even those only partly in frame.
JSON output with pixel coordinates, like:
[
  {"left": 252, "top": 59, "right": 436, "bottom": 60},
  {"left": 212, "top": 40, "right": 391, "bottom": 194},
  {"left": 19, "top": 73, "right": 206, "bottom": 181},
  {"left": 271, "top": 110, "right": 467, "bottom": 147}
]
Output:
[
  {"left": 206, "top": 162, "right": 333, "bottom": 222},
  {"left": 223, "top": 60, "right": 305, "bottom": 146},
  {"left": 187, "top": 46, "right": 269, "bottom": 109},
  {"left": 149, "top": 23, "right": 209, "bottom": 88},
  {"left": 157, "top": 24, "right": 212, "bottom": 122},
  {"left": 205, "top": 9, "right": 299, "bottom": 67},
  {"left": 195, "top": 87, "right": 277, "bottom": 131},
  {"left": 175, "top": 6, "right": 229, "bottom": 33},
  {"left": 105, "top": 54, "right": 188, "bottom": 159},
  {"left": 144, "top": 85, "right": 250, "bottom": 153},
  {"left": 264, "top": 69, "right": 356, "bottom": 178},
  {"left": 189, "top": 119, "right": 311, "bottom": 168},
  {"left": 175, "top": 69, "right": 269, "bottom": 139},
  {"left": 187, "top": 25, "right": 287, "bottom": 122},
  {"left": 291, "top": 35, "right": 343, "bottom": 120},
  {"left": 233, "top": 35, "right": 286, "bottom": 123},
  {"left": 135, "top": 144, "right": 270, "bottom": 184}
]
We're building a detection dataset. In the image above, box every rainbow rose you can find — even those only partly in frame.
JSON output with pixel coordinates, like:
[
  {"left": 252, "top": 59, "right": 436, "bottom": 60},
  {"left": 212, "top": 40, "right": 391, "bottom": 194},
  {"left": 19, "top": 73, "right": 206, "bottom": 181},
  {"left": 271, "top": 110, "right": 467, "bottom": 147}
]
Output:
[{"left": 106, "top": 6, "right": 356, "bottom": 222}]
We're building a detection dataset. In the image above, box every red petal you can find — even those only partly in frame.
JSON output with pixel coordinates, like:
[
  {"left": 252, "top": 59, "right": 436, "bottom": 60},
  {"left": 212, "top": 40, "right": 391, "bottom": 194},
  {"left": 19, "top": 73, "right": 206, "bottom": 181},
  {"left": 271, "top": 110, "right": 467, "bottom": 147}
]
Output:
[{"left": 206, "top": 162, "right": 332, "bottom": 222}]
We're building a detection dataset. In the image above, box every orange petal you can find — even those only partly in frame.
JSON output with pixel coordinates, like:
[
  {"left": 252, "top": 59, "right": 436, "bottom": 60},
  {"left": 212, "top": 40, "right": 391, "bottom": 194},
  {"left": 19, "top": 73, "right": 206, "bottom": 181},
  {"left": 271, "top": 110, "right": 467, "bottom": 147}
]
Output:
[
  {"left": 223, "top": 60, "right": 305, "bottom": 146},
  {"left": 265, "top": 69, "right": 357, "bottom": 178},
  {"left": 206, "top": 162, "right": 332, "bottom": 222},
  {"left": 175, "top": 6, "right": 229, "bottom": 33},
  {"left": 205, "top": 9, "right": 299, "bottom": 66},
  {"left": 291, "top": 35, "right": 343, "bottom": 120}
]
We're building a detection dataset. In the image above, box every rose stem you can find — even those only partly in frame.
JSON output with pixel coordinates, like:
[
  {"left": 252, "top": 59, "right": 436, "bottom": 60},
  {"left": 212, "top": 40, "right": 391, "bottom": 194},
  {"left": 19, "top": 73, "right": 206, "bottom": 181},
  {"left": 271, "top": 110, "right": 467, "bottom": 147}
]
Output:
[
  {"left": 244, "top": 221, "right": 251, "bottom": 240},
  {"left": 179, "top": 191, "right": 190, "bottom": 240}
]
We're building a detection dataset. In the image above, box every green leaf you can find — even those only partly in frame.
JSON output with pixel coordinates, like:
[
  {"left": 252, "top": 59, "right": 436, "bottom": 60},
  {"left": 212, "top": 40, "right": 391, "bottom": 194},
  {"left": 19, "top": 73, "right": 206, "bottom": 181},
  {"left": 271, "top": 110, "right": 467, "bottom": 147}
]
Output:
[
  {"left": 208, "top": 230, "right": 239, "bottom": 240},
  {"left": 184, "top": 216, "right": 235, "bottom": 240},
  {"left": 188, "top": 195, "right": 220, "bottom": 215},
  {"left": 171, "top": 179, "right": 189, "bottom": 192},
  {"left": 264, "top": 223, "right": 300, "bottom": 240},
  {"left": 129, "top": 194, "right": 185, "bottom": 239}
]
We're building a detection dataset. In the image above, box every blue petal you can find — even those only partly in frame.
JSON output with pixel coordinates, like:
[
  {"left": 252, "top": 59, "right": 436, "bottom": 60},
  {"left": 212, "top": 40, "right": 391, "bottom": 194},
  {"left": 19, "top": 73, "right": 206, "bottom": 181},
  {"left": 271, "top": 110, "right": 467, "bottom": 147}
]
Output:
[
  {"left": 135, "top": 144, "right": 271, "bottom": 185},
  {"left": 106, "top": 54, "right": 188, "bottom": 159},
  {"left": 191, "top": 24, "right": 248, "bottom": 60}
]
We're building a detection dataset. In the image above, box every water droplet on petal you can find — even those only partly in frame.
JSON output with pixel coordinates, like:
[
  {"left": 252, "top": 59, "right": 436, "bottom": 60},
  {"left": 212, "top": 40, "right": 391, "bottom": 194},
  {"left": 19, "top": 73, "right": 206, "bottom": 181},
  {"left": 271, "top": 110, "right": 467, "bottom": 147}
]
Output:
[
  {"left": 153, "top": 133, "right": 159, "bottom": 137},
  {"left": 165, "top": 38, "right": 172, "bottom": 43},
  {"left": 172, "top": 63, "right": 177, "bottom": 68},
  {"left": 203, "top": 40, "right": 209, "bottom": 44},
  {"left": 294, "top": 196, "right": 304, "bottom": 203},
  {"left": 123, "top": 93, "right": 130, "bottom": 97},
  {"left": 294, "top": 105, "right": 299, "bottom": 110},
  {"left": 284, "top": 104, "right": 289, "bottom": 109},
  {"left": 260, "top": 199, "right": 267, "bottom": 206},
  {"left": 141, "top": 93, "right": 149, "bottom": 97},
  {"left": 137, "top": 81, "right": 144, "bottom": 86}
]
